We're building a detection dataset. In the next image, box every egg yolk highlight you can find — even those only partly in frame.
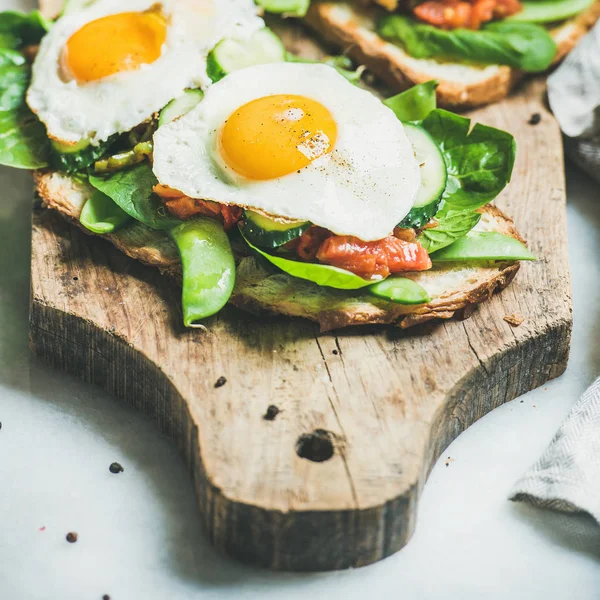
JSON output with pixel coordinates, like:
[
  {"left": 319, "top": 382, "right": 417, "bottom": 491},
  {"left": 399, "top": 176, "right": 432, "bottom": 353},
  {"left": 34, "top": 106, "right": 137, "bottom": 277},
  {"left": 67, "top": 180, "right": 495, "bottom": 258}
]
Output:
[
  {"left": 220, "top": 95, "right": 338, "bottom": 180},
  {"left": 62, "top": 9, "right": 167, "bottom": 83}
]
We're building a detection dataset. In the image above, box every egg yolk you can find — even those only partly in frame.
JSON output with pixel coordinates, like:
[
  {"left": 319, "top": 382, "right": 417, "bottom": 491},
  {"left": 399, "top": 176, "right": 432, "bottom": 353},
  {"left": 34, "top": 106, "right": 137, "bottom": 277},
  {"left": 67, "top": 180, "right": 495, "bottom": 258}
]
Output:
[
  {"left": 220, "top": 95, "right": 338, "bottom": 180},
  {"left": 61, "top": 9, "right": 167, "bottom": 83}
]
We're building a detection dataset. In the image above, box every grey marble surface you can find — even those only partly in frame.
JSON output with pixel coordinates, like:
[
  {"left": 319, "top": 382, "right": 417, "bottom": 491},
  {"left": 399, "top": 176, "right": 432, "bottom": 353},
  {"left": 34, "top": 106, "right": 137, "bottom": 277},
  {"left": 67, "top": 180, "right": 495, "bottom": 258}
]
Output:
[{"left": 1, "top": 160, "right": 599, "bottom": 599}]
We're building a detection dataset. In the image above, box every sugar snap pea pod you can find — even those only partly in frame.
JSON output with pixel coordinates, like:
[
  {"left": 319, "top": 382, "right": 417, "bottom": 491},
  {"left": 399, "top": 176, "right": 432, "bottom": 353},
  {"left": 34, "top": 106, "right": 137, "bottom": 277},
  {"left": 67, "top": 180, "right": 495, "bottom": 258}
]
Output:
[
  {"left": 430, "top": 232, "right": 535, "bottom": 262},
  {"left": 80, "top": 190, "right": 131, "bottom": 234},
  {"left": 169, "top": 218, "right": 236, "bottom": 327},
  {"left": 128, "top": 121, "right": 156, "bottom": 146},
  {"left": 93, "top": 141, "right": 153, "bottom": 174},
  {"left": 368, "top": 276, "right": 431, "bottom": 305}
]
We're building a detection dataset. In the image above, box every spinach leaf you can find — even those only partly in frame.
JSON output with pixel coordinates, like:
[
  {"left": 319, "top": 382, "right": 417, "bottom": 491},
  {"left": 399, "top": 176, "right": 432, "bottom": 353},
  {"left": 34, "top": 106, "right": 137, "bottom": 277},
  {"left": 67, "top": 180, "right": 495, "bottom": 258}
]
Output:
[
  {"left": 384, "top": 80, "right": 438, "bottom": 122},
  {"left": 0, "top": 65, "right": 29, "bottom": 111},
  {"left": 50, "top": 137, "right": 117, "bottom": 173},
  {"left": 0, "top": 107, "right": 49, "bottom": 169},
  {"left": 325, "top": 55, "right": 364, "bottom": 85},
  {"left": 241, "top": 230, "right": 374, "bottom": 290},
  {"left": 418, "top": 208, "right": 481, "bottom": 254},
  {"left": 0, "top": 33, "right": 19, "bottom": 50},
  {"left": 0, "top": 11, "right": 50, "bottom": 47},
  {"left": 419, "top": 109, "right": 516, "bottom": 210},
  {"left": 0, "top": 49, "right": 26, "bottom": 67},
  {"left": 286, "top": 53, "right": 364, "bottom": 85},
  {"left": 0, "top": 11, "right": 51, "bottom": 169},
  {"left": 378, "top": 15, "right": 556, "bottom": 72},
  {"left": 89, "top": 163, "right": 182, "bottom": 230}
]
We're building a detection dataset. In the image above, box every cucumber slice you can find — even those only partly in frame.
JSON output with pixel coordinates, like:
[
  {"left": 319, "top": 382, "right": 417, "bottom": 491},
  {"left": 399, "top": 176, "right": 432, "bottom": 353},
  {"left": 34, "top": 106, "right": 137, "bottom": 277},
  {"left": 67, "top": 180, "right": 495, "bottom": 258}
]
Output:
[
  {"left": 399, "top": 123, "right": 447, "bottom": 229},
  {"left": 49, "top": 137, "right": 113, "bottom": 173},
  {"left": 510, "top": 0, "right": 594, "bottom": 24},
  {"left": 159, "top": 89, "right": 204, "bottom": 127},
  {"left": 51, "top": 138, "right": 91, "bottom": 154},
  {"left": 242, "top": 210, "right": 310, "bottom": 248},
  {"left": 368, "top": 276, "right": 431, "bottom": 305},
  {"left": 254, "top": 0, "right": 310, "bottom": 17},
  {"left": 206, "top": 28, "right": 286, "bottom": 83}
]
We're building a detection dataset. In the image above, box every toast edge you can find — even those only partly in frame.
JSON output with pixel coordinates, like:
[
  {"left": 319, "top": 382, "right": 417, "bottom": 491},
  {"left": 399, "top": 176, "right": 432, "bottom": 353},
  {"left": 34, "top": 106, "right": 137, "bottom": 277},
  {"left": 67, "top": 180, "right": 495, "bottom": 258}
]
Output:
[{"left": 305, "top": 1, "right": 600, "bottom": 109}]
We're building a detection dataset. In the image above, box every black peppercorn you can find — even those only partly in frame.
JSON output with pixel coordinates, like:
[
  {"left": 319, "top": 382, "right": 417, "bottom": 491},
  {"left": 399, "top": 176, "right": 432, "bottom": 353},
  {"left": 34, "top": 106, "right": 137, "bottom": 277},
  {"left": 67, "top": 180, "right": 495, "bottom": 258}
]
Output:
[{"left": 263, "top": 405, "right": 280, "bottom": 421}]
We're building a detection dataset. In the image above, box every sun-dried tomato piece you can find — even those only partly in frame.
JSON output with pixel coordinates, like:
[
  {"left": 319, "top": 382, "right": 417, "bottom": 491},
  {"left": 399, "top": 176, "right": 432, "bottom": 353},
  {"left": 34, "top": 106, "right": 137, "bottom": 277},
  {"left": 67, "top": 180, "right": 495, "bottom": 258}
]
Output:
[
  {"left": 154, "top": 185, "right": 242, "bottom": 230},
  {"left": 316, "top": 234, "right": 432, "bottom": 279},
  {"left": 296, "top": 226, "right": 332, "bottom": 261},
  {"left": 413, "top": 0, "right": 521, "bottom": 30}
]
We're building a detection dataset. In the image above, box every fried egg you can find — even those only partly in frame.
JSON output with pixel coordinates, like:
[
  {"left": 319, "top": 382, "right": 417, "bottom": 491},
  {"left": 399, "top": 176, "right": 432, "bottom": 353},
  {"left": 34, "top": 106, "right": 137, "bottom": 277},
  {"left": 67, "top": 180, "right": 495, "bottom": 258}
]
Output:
[
  {"left": 152, "top": 63, "right": 421, "bottom": 241},
  {"left": 26, "top": 0, "right": 263, "bottom": 145}
]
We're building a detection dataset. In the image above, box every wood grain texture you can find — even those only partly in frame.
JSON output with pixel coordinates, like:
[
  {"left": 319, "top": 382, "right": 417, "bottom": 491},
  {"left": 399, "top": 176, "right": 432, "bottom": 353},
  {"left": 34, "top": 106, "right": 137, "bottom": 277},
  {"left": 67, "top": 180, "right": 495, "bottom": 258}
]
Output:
[{"left": 27, "top": 18, "right": 571, "bottom": 572}]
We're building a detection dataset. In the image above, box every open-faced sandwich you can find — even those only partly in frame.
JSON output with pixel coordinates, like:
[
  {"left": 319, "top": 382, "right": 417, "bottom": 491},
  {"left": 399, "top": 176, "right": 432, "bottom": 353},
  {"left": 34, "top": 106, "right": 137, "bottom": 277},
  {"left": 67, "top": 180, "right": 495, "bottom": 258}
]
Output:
[
  {"left": 292, "top": 0, "right": 600, "bottom": 108},
  {"left": 3, "top": 2, "right": 534, "bottom": 331}
]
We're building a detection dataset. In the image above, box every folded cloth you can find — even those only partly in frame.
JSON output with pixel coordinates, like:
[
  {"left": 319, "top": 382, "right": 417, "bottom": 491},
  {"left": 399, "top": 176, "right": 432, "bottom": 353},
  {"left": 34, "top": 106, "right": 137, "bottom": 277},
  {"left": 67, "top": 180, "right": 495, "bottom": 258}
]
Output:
[
  {"left": 510, "top": 379, "right": 600, "bottom": 522},
  {"left": 548, "top": 21, "right": 600, "bottom": 183},
  {"left": 511, "top": 26, "right": 600, "bottom": 521}
]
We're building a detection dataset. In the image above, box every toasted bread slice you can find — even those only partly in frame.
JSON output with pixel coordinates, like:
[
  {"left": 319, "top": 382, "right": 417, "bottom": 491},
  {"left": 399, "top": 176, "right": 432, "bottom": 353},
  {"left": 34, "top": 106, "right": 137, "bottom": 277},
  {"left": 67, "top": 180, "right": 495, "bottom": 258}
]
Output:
[
  {"left": 34, "top": 170, "right": 525, "bottom": 331},
  {"left": 305, "top": 1, "right": 600, "bottom": 109}
]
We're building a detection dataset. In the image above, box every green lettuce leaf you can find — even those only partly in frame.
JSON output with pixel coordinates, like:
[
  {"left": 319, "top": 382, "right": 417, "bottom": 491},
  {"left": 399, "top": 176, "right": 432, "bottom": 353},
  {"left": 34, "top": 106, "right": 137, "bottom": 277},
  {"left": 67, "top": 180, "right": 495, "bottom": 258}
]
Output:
[
  {"left": 418, "top": 208, "right": 481, "bottom": 254},
  {"left": 241, "top": 230, "right": 374, "bottom": 290},
  {"left": 88, "top": 163, "right": 181, "bottom": 230},
  {"left": 419, "top": 109, "right": 516, "bottom": 210},
  {"left": 384, "top": 80, "right": 438, "bottom": 122},
  {"left": 378, "top": 15, "right": 556, "bottom": 72}
]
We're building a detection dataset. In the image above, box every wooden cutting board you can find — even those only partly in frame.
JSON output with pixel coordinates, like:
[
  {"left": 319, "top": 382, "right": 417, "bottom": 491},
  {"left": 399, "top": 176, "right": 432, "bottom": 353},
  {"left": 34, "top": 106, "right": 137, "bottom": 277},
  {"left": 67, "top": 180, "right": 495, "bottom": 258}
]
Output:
[{"left": 28, "top": 20, "right": 571, "bottom": 572}]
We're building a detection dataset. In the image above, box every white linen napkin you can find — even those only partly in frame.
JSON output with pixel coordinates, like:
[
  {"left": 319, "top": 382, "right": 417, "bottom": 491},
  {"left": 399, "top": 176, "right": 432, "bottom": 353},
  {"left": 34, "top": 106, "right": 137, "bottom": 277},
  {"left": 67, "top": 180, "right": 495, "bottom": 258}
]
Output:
[
  {"left": 510, "top": 25, "right": 600, "bottom": 520},
  {"left": 510, "top": 379, "right": 600, "bottom": 522},
  {"left": 547, "top": 21, "right": 600, "bottom": 183}
]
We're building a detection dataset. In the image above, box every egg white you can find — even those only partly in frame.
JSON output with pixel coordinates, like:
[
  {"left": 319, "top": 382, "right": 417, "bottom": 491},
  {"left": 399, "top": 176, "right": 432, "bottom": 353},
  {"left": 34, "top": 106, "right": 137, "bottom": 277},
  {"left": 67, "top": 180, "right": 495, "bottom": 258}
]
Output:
[
  {"left": 152, "top": 63, "right": 421, "bottom": 241},
  {"left": 26, "top": 0, "right": 264, "bottom": 144}
]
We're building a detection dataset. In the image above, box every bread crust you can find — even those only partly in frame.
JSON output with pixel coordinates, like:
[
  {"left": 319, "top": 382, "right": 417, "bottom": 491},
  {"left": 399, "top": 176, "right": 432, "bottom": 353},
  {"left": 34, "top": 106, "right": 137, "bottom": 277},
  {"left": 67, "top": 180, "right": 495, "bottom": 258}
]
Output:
[
  {"left": 305, "top": 1, "right": 600, "bottom": 109},
  {"left": 34, "top": 170, "right": 182, "bottom": 277},
  {"left": 34, "top": 170, "right": 526, "bottom": 331}
]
